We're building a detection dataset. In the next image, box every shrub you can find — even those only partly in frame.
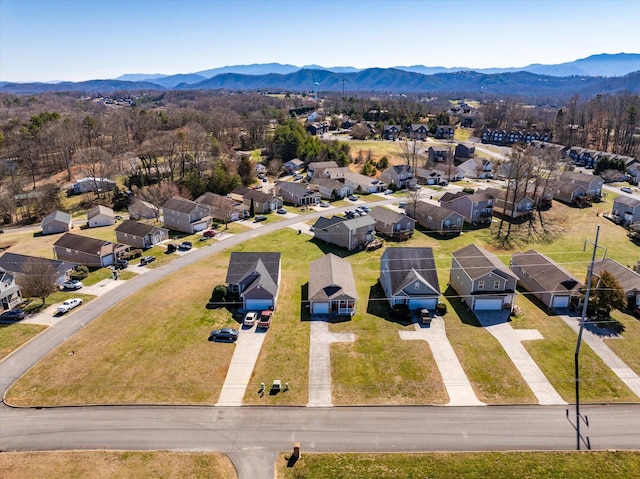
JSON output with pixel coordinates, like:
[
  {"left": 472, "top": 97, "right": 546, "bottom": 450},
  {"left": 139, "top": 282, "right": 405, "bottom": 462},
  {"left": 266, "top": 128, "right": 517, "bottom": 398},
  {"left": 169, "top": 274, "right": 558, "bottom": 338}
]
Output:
[
  {"left": 122, "top": 249, "right": 143, "bottom": 260},
  {"left": 210, "top": 284, "right": 228, "bottom": 303},
  {"left": 436, "top": 302, "right": 447, "bottom": 315},
  {"left": 462, "top": 187, "right": 475, "bottom": 194},
  {"left": 70, "top": 265, "right": 89, "bottom": 281}
]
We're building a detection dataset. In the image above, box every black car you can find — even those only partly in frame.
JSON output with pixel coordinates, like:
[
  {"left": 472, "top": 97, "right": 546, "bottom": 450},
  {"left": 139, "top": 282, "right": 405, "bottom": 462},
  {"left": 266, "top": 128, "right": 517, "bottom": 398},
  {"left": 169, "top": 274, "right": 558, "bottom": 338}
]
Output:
[
  {"left": 208, "top": 328, "right": 239, "bottom": 342},
  {"left": 139, "top": 255, "right": 156, "bottom": 266},
  {"left": 254, "top": 215, "right": 267, "bottom": 222},
  {"left": 178, "top": 241, "right": 192, "bottom": 250},
  {"left": 113, "top": 259, "right": 129, "bottom": 270},
  {"left": 0, "top": 308, "right": 26, "bottom": 321}
]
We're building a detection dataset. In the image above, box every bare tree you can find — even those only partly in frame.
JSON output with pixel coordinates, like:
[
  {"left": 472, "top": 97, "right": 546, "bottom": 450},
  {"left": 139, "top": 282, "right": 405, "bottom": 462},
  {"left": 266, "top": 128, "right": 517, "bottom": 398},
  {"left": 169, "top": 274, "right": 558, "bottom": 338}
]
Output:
[
  {"left": 136, "top": 183, "right": 180, "bottom": 223},
  {"left": 78, "top": 147, "right": 115, "bottom": 199},
  {"left": 18, "top": 257, "right": 58, "bottom": 305}
]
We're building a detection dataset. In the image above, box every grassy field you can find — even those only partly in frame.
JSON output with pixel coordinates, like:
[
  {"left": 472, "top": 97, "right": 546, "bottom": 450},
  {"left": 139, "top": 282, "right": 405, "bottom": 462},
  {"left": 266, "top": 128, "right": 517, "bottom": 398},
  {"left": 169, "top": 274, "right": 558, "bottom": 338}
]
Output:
[
  {"left": 5, "top": 194, "right": 640, "bottom": 406},
  {"left": 0, "top": 323, "right": 47, "bottom": 361},
  {"left": 0, "top": 451, "right": 236, "bottom": 479},
  {"left": 277, "top": 451, "right": 640, "bottom": 479}
]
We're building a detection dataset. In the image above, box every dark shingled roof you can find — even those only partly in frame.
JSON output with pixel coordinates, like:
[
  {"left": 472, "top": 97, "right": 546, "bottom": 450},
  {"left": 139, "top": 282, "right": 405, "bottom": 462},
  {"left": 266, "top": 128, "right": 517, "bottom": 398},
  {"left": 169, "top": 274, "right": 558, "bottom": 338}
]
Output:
[
  {"left": 591, "top": 258, "right": 640, "bottom": 295},
  {"left": 308, "top": 253, "right": 357, "bottom": 301},
  {"left": 162, "top": 196, "right": 199, "bottom": 214},
  {"left": 0, "top": 252, "right": 77, "bottom": 275},
  {"left": 511, "top": 250, "right": 582, "bottom": 293},
  {"left": 225, "top": 252, "right": 281, "bottom": 299},
  {"left": 382, "top": 247, "right": 440, "bottom": 296},
  {"left": 53, "top": 233, "right": 120, "bottom": 254},
  {"left": 453, "top": 244, "right": 517, "bottom": 281},
  {"left": 115, "top": 219, "right": 158, "bottom": 237}
]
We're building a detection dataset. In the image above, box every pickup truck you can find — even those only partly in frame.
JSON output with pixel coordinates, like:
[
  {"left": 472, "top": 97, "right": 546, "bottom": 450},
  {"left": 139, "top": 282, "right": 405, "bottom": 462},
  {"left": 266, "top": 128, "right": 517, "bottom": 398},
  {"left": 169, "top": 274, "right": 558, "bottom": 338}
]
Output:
[{"left": 257, "top": 310, "right": 273, "bottom": 329}]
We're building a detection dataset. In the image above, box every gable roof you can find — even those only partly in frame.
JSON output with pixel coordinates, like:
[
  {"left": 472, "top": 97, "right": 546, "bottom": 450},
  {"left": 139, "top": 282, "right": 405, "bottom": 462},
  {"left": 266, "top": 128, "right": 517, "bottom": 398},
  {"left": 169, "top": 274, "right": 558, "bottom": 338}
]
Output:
[
  {"left": 225, "top": 252, "right": 281, "bottom": 298},
  {"left": 511, "top": 250, "right": 582, "bottom": 293},
  {"left": 308, "top": 161, "right": 338, "bottom": 170},
  {"left": 382, "top": 247, "right": 440, "bottom": 296},
  {"left": 413, "top": 201, "right": 462, "bottom": 221},
  {"left": 242, "top": 188, "right": 278, "bottom": 203},
  {"left": 559, "top": 171, "right": 602, "bottom": 187},
  {"left": 162, "top": 196, "right": 199, "bottom": 214},
  {"left": 115, "top": 219, "right": 161, "bottom": 237},
  {"left": 0, "top": 252, "right": 77, "bottom": 275},
  {"left": 277, "top": 181, "right": 319, "bottom": 197},
  {"left": 308, "top": 253, "right": 357, "bottom": 301},
  {"left": 87, "top": 205, "right": 114, "bottom": 219},
  {"left": 195, "top": 191, "right": 234, "bottom": 207},
  {"left": 312, "top": 214, "right": 376, "bottom": 231},
  {"left": 591, "top": 258, "right": 640, "bottom": 295},
  {"left": 614, "top": 195, "right": 640, "bottom": 208},
  {"left": 53, "top": 233, "right": 120, "bottom": 254},
  {"left": 42, "top": 210, "right": 71, "bottom": 225},
  {"left": 452, "top": 244, "right": 516, "bottom": 281},
  {"left": 441, "top": 190, "right": 494, "bottom": 204},
  {"left": 370, "top": 206, "right": 411, "bottom": 224},
  {"left": 310, "top": 177, "right": 345, "bottom": 190}
]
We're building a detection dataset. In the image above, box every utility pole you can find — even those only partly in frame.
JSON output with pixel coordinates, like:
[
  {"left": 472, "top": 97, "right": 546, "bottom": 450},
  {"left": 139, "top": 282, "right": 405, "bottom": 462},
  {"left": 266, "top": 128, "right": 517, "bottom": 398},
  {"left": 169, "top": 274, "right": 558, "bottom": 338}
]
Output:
[{"left": 568, "top": 224, "right": 600, "bottom": 450}]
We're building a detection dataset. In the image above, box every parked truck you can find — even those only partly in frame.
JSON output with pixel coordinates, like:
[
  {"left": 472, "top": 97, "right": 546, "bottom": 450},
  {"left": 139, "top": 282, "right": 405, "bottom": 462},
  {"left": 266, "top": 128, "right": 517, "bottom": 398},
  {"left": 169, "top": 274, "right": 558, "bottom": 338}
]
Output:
[{"left": 257, "top": 310, "right": 273, "bottom": 329}]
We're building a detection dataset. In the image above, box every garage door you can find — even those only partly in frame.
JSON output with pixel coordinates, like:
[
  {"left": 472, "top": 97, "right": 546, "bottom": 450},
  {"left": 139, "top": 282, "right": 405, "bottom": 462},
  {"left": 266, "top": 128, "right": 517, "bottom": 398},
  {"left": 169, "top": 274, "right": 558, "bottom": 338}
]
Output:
[
  {"left": 408, "top": 299, "right": 438, "bottom": 311},
  {"left": 474, "top": 298, "right": 503, "bottom": 310},
  {"left": 312, "top": 302, "right": 329, "bottom": 314},
  {"left": 551, "top": 296, "right": 570, "bottom": 308},
  {"left": 245, "top": 299, "right": 273, "bottom": 311}
]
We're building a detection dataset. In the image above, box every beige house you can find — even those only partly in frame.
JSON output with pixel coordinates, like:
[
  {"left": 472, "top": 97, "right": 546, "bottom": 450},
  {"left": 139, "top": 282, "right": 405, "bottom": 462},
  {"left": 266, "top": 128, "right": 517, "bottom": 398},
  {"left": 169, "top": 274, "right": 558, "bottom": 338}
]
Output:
[
  {"left": 87, "top": 205, "right": 115, "bottom": 228},
  {"left": 41, "top": 210, "right": 72, "bottom": 235},
  {"left": 162, "top": 196, "right": 211, "bottom": 234}
]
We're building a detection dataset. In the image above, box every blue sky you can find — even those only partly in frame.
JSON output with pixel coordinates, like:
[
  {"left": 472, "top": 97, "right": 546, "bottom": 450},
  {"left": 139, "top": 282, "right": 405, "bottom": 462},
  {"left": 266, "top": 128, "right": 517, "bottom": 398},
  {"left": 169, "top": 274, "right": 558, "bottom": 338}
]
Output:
[{"left": 1, "top": 0, "right": 639, "bottom": 82}]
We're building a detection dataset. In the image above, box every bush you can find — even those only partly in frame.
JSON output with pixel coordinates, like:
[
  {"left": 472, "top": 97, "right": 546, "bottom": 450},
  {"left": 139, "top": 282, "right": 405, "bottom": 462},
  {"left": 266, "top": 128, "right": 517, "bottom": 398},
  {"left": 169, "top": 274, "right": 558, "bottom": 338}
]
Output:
[
  {"left": 436, "top": 302, "right": 447, "bottom": 315},
  {"left": 70, "top": 265, "right": 89, "bottom": 281},
  {"left": 122, "top": 249, "right": 143, "bottom": 260},
  {"left": 210, "top": 284, "right": 228, "bottom": 303},
  {"left": 462, "top": 187, "right": 475, "bottom": 194}
]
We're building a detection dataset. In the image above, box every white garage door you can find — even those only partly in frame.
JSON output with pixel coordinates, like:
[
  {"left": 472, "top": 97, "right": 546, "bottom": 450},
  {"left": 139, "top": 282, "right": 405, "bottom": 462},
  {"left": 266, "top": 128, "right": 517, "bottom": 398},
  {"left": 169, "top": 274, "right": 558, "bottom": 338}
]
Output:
[
  {"left": 245, "top": 299, "right": 273, "bottom": 311},
  {"left": 312, "top": 302, "right": 329, "bottom": 314},
  {"left": 474, "top": 298, "right": 503, "bottom": 310},
  {"left": 552, "top": 296, "right": 570, "bottom": 308},
  {"left": 408, "top": 299, "right": 438, "bottom": 311}
]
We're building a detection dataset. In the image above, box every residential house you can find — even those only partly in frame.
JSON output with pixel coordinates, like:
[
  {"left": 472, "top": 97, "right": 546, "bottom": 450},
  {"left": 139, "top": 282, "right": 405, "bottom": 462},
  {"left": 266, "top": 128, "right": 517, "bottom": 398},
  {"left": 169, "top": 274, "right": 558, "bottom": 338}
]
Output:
[
  {"left": 415, "top": 167, "right": 445, "bottom": 185},
  {"left": 343, "top": 172, "right": 386, "bottom": 194},
  {"left": 407, "top": 124, "right": 429, "bottom": 140},
  {"left": 53, "top": 233, "right": 128, "bottom": 268},
  {"left": 87, "top": 205, "right": 115, "bottom": 228},
  {"left": 41, "top": 210, "right": 73, "bottom": 235},
  {"left": 382, "top": 125, "right": 401, "bottom": 140},
  {"left": 450, "top": 244, "right": 518, "bottom": 311},
  {"left": 550, "top": 171, "right": 603, "bottom": 205},
  {"left": 0, "top": 252, "right": 77, "bottom": 289},
  {"left": 283, "top": 158, "right": 305, "bottom": 174},
  {"left": 434, "top": 125, "right": 454, "bottom": 139},
  {"left": 406, "top": 201, "right": 463, "bottom": 236},
  {"left": 458, "top": 157, "right": 493, "bottom": 179},
  {"left": 312, "top": 215, "right": 376, "bottom": 251},
  {"left": 427, "top": 145, "right": 449, "bottom": 163},
  {"left": 379, "top": 247, "right": 441, "bottom": 310},
  {"left": 611, "top": 195, "right": 640, "bottom": 225},
  {"left": 440, "top": 190, "right": 494, "bottom": 225},
  {"left": 162, "top": 196, "right": 211, "bottom": 234},
  {"left": 484, "top": 187, "right": 534, "bottom": 219},
  {"left": 591, "top": 258, "right": 640, "bottom": 310},
  {"left": 307, "top": 161, "right": 339, "bottom": 179},
  {"left": 369, "top": 206, "right": 415, "bottom": 240},
  {"left": 128, "top": 199, "right": 159, "bottom": 220},
  {"left": 308, "top": 253, "right": 357, "bottom": 316},
  {"left": 72, "top": 177, "right": 116, "bottom": 195},
  {"left": 510, "top": 250, "right": 582, "bottom": 309},
  {"left": 380, "top": 165, "right": 416, "bottom": 189},
  {"left": 225, "top": 252, "right": 281, "bottom": 311},
  {"left": 115, "top": 220, "right": 169, "bottom": 249},
  {"left": 231, "top": 187, "right": 283, "bottom": 214},
  {"left": 322, "top": 167, "right": 351, "bottom": 180},
  {"left": 306, "top": 121, "right": 330, "bottom": 136},
  {"left": 455, "top": 142, "right": 476, "bottom": 160},
  {"left": 195, "top": 191, "right": 249, "bottom": 222},
  {"left": 310, "top": 177, "right": 351, "bottom": 199},
  {"left": 0, "top": 267, "right": 22, "bottom": 312},
  {"left": 433, "top": 163, "right": 465, "bottom": 181},
  {"left": 275, "top": 181, "right": 321, "bottom": 206}
]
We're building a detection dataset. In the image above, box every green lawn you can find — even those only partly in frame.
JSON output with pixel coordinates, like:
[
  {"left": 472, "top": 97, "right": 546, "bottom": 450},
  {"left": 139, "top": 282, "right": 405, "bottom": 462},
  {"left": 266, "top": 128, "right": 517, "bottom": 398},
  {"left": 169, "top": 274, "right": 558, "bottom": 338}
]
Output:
[
  {"left": 0, "top": 323, "right": 47, "bottom": 361},
  {"left": 278, "top": 451, "right": 640, "bottom": 479}
]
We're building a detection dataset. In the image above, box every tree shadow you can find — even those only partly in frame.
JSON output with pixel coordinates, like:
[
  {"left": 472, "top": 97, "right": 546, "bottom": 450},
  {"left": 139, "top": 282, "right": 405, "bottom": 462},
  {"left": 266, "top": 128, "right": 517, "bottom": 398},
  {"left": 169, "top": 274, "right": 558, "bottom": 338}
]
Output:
[{"left": 443, "top": 286, "right": 482, "bottom": 327}]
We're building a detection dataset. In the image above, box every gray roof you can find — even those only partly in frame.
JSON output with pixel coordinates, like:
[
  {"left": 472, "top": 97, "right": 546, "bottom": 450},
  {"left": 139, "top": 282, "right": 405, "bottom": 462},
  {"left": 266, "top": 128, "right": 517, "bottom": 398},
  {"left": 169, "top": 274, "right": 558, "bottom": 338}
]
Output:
[
  {"left": 308, "top": 161, "right": 338, "bottom": 170},
  {"left": 42, "top": 210, "right": 71, "bottom": 225},
  {"left": 370, "top": 206, "right": 412, "bottom": 224},
  {"left": 0, "top": 252, "right": 77, "bottom": 275},
  {"left": 614, "top": 195, "right": 640, "bottom": 208},
  {"left": 115, "top": 219, "right": 166, "bottom": 237},
  {"left": 382, "top": 247, "right": 440, "bottom": 296},
  {"left": 242, "top": 188, "right": 278, "bottom": 203},
  {"left": 195, "top": 192, "right": 234, "bottom": 208},
  {"left": 412, "top": 202, "right": 461, "bottom": 221},
  {"left": 162, "top": 196, "right": 199, "bottom": 214},
  {"left": 441, "top": 190, "right": 494, "bottom": 204},
  {"left": 310, "top": 177, "right": 345, "bottom": 189},
  {"left": 453, "top": 244, "right": 517, "bottom": 281},
  {"left": 559, "top": 171, "right": 602, "bottom": 187},
  {"left": 277, "top": 181, "right": 320, "bottom": 197},
  {"left": 591, "top": 258, "right": 640, "bottom": 295},
  {"left": 511, "top": 250, "right": 582, "bottom": 293},
  {"left": 308, "top": 253, "right": 357, "bottom": 301},
  {"left": 53, "top": 233, "right": 119, "bottom": 254},
  {"left": 87, "top": 205, "right": 114, "bottom": 219},
  {"left": 313, "top": 216, "right": 345, "bottom": 230},
  {"left": 225, "top": 252, "right": 281, "bottom": 299}
]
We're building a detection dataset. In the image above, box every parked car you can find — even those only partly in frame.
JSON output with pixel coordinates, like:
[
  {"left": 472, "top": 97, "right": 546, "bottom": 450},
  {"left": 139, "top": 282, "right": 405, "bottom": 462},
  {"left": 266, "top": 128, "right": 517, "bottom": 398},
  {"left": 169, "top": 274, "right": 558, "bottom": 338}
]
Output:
[
  {"left": 167, "top": 243, "right": 177, "bottom": 253},
  {"left": 62, "top": 279, "right": 83, "bottom": 290},
  {"left": 244, "top": 311, "right": 258, "bottom": 326},
  {"left": 113, "top": 259, "right": 128, "bottom": 270},
  {"left": 348, "top": 195, "right": 358, "bottom": 201},
  {"left": 178, "top": 241, "right": 192, "bottom": 250},
  {"left": 621, "top": 187, "right": 633, "bottom": 194},
  {"left": 320, "top": 201, "right": 330, "bottom": 208},
  {"left": 0, "top": 308, "right": 26, "bottom": 321},
  {"left": 208, "top": 328, "right": 239, "bottom": 342},
  {"left": 254, "top": 215, "right": 267, "bottom": 222},
  {"left": 293, "top": 174, "right": 304, "bottom": 181},
  {"left": 383, "top": 189, "right": 393, "bottom": 195},
  {"left": 203, "top": 229, "right": 218, "bottom": 237},
  {"left": 257, "top": 310, "right": 273, "bottom": 329},
  {"left": 276, "top": 208, "right": 287, "bottom": 214},
  {"left": 57, "top": 298, "right": 83, "bottom": 314},
  {"left": 139, "top": 255, "right": 156, "bottom": 266},
  {"left": 114, "top": 215, "right": 123, "bottom": 220},
  {"left": 417, "top": 308, "right": 432, "bottom": 325},
  {"left": 398, "top": 201, "right": 407, "bottom": 208}
]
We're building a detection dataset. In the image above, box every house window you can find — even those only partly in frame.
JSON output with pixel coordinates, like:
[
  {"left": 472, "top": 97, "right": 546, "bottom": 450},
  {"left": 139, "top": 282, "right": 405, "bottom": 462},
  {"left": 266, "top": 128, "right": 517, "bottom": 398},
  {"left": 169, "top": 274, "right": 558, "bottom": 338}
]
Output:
[
  {"left": 415, "top": 282, "right": 420, "bottom": 290},
  {"left": 478, "top": 281, "right": 485, "bottom": 289},
  {"left": 494, "top": 281, "right": 500, "bottom": 289}
]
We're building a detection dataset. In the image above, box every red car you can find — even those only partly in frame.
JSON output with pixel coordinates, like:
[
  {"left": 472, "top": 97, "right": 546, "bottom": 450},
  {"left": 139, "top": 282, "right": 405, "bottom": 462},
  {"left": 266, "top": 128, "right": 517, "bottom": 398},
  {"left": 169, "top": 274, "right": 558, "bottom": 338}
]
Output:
[{"left": 203, "top": 229, "right": 218, "bottom": 237}]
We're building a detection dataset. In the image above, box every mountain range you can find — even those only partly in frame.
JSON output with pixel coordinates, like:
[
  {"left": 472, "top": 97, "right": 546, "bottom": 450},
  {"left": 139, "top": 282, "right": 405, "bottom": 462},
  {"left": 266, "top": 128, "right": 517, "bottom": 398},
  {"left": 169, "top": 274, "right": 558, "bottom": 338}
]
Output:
[{"left": 1, "top": 53, "right": 639, "bottom": 98}]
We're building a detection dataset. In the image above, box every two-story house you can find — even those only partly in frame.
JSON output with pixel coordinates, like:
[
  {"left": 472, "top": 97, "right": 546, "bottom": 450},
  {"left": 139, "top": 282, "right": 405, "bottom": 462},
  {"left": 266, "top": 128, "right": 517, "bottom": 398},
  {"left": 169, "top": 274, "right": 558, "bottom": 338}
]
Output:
[
  {"left": 380, "top": 165, "right": 416, "bottom": 190},
  {"left": 405, "top": 201, "right": 463, "bottom": 237},
  {"left": 611, "top": 195, "right": 640, "bottom": 225},
  {"left": 407, "top": 124, "right": 429, "bottom": 140},
  {"left": 0, "top": 267, "right": 22, "bottom": 312},
  {"left": 440, "top": 190, "right": 494, "bottom": 225},
  {"left": 162, "top": 196, "right": 211, "bottom": 233},
  {"left": 458, "top": 158, "right": 492, "bottom": 179},
  {"left": 312, "top": 215, "right": 376, "bottom": 251},
  {"left": 369, "top": 206, "right": 415, "bottom": 240},
  {"left": 484, "top": 187, "right": 534, "bottom": 219},
  {"left": 115, "top": 220, "right": 169, "bottom": 249},
  {"left": 310, "top": 177, "right": 351, "bottom": 199},
  {"left": 225, "top": 252, "right": 281, "bottom": 311}
]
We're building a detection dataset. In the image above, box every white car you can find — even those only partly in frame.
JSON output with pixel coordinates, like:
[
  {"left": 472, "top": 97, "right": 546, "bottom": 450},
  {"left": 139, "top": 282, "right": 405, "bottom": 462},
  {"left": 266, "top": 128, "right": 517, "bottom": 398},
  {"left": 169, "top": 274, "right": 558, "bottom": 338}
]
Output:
[
  {"left": 62, "top": 279, "right": 83, "bottom": 290},
  {"left": 244, "top": 311, "right": 258, "bottom": 326},
  {"left": 57, "top": 298, "right": 83, "bottom": 314}
]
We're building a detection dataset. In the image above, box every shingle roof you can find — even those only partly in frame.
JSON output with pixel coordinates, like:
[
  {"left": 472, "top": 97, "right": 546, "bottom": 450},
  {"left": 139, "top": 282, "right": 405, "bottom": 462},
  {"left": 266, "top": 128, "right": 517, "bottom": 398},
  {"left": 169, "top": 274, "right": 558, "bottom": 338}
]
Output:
[
  {"left": 0, "top": 252, "right": 77, "bottom": 274},
  {"left": 370, "top": 206, "right": 410, "bottom": 224},
  {"left": 413, "top": 202, "right": 461, "bottom": 221},
  {"left": 382, "top": 247, "right": 440, "bottom": 296},
  {"left": 115, "top": 219, "right": 159, "bottom": 237},
  {"left": 277, "top": 181, "right": 320, "bottom": 197},
  {"left": 53, "top": 233, "right": 117, "bottom": 254},
  {"left": 308, "top": 253, "right": 357, "bottom": 301},
  {"left": 453, "top": 244, "right": 516, "bottom": 281},
  {"left": 225, "top": 252, "right": 281, "bottom": 299},
  {"left": 87, "top": 205, "right": 114, "bottom": 219},
  {"left": 511, "top": 250, "right": 582, "bottom": 293},
  {"left": 162, "top": 196, "right": 198, "bottom": 214},
  {"left": 591, "top": 258, "right": 640, "bottom": 295},
  {"left": 42, "top": 210, "right": 71, "bottom": 225},
  {"left": 614, "top": 195, "right": 640, "bottom": 208}
]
